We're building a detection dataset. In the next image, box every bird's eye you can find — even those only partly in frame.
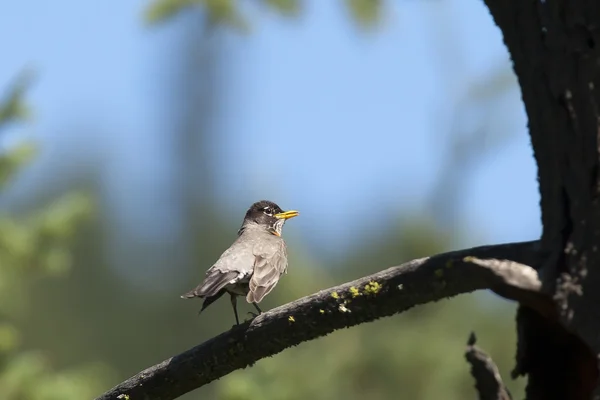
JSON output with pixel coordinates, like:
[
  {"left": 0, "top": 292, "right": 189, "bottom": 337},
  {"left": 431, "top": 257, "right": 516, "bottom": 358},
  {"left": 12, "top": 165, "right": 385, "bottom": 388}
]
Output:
[{"left": 263, "top": 207, "right": 272, "bottom": 215}]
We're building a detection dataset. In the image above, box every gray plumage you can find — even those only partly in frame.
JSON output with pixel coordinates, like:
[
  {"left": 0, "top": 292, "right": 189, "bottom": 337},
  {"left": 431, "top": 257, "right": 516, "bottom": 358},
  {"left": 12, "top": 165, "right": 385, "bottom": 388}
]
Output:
[{"left": 181, "top": 200, "right": 298, "bottom": 325}]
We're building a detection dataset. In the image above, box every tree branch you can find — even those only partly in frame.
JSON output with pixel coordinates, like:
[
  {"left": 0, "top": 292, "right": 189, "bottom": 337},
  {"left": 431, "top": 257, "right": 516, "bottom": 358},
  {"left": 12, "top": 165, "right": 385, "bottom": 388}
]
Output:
[
  {"left": 97, "top": 240, "right": 547, "bottom": 400},
  {"left": 466, "top": 332, "right": 512, "bottom": 400}
]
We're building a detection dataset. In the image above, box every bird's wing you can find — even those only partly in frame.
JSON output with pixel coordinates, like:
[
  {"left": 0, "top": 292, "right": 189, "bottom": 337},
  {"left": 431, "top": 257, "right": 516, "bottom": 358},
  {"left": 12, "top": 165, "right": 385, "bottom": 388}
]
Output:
[
  {"left": 181, "top": 239, "right": 255, "bottom": 299},
  {"left": 246, "top": 239, "right": 288, "bottom": 304}
]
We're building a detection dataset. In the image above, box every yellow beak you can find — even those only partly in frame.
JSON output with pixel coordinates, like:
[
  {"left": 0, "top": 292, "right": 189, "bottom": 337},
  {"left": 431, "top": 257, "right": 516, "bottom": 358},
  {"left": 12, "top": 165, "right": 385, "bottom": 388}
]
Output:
[{"left": 274, "top": 210, "right": 299, "bottom": 220}]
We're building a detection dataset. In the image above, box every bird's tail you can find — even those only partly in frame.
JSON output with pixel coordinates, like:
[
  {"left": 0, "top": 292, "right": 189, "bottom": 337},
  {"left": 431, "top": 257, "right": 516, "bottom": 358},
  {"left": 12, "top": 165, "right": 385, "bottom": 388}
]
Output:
[
  {"left": 180, "top": 271, "right": 238, "bottom": 299},
  {"left": 180, "top": 289, "right": 200, "bottom": 299},
  {"left": 198, "top": 289, "right": 227, "bottom": 315}
]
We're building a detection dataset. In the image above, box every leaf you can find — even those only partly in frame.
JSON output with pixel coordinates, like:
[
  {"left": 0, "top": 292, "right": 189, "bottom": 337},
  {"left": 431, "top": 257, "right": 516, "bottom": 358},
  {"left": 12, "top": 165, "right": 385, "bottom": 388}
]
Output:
[
  {"left": 0, "top": 323, "right": 20, "bottom": 353},
  {"left": 0, "top": 70, "right": 35, "bottom": 129},
  {"left": 144, "top": 0, "right": 196, "bottom": 24},
  {"left": 144, "top": 0, "right": 247, "bottom": 30},
  {"left": 0, "top": 142, "right": 37, "bottom": 188},
  {"left": 263, "top": 0, "right": 300, "bottom": 16},
  {"left": 345, "top": 0, "right": 382, "bottom": 29},
  {"left": 204, "top": 0, "right": 247, "bottom": 30}
]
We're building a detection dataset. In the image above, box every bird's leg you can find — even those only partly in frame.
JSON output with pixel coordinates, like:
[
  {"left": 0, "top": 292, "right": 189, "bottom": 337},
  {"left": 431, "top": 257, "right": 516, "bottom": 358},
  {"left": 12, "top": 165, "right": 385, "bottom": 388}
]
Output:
[
  {"left": 247, "top": 302, "right": 263, "bottom": 319},
  {"left": 230, "top": 294, "right": 240, "bottom": 325}
]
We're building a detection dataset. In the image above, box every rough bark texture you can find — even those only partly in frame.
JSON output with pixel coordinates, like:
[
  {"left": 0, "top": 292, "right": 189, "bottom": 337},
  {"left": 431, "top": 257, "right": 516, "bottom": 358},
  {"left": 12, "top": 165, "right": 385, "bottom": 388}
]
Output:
[
  {"left": 465, "top": 332, "right": 512, "bottom": 400},
  {"left": 96, "top": 241, "right": 543, "bottom": 400},
  {"left": 483, "top": 0, "right": 600, "bottom": 398}
]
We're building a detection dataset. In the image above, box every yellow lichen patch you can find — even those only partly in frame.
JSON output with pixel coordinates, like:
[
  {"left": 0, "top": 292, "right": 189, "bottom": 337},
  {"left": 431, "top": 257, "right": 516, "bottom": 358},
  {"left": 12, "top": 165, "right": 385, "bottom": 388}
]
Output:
[
  {"left": 364, "top": 281, "right": 382, "bottom": 295},
  {"left": 319, "top": 309, "right": 325, "bottom": 314},
  {"left": 435, "top": 269, "right": 444, "bottom": 278},
  {"left": 349, "top": 286, "right": 361, "bottom": 298},
  {"left": 331, "top": 291, "right": 339, "bottom": 299},
  {"left": 117, "top": 395, "right": 130, "bottom": 400},
  {"left": 288, "top": 315, "right": 295, "bottom": 323}
]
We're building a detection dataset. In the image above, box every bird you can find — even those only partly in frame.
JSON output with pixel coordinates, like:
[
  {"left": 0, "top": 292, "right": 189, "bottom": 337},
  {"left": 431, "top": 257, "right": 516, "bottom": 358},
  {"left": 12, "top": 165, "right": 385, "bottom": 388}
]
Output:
[{"left": 180, "top": 200, "right": 299, "bottom": 325}]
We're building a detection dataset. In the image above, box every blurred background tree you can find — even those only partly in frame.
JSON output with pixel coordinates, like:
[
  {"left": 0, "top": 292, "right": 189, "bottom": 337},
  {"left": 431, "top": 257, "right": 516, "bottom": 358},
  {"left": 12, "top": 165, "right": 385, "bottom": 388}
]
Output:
[
  {"left": 0, "top": 73, "right": 109, "bottom": 400},
  {"left": 0, "top": 1, "right": 538, "bottom": 399}
]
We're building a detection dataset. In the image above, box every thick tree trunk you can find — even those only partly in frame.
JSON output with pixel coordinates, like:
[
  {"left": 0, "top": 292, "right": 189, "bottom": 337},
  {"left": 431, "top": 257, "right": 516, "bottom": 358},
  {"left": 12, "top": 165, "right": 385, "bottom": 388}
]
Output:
[{"left": 483, "top": 1, "right": 600, "bottom": 398}]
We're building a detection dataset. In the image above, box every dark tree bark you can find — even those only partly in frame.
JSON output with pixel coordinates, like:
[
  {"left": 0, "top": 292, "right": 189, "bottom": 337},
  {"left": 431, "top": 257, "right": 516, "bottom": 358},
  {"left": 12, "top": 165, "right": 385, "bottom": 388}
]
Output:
[
  {"left": 465, "top": 332, "right": 512, "bottom": 400},
  {"left": 483, "top": 0, "right": 600, "bottom": 398}
]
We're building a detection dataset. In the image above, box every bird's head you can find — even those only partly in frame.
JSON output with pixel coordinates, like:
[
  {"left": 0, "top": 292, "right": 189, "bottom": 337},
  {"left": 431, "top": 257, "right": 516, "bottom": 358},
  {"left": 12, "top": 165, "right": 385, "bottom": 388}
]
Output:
[{"left": 240, "top": 200, "right": 299, "bottom": 236}]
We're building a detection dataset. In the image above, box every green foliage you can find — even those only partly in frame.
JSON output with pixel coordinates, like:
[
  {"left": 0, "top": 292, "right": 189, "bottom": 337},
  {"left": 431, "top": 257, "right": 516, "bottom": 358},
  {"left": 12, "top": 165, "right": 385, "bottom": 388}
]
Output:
[
  {"left": 145, "top": 0, "right": 247, "bottom": 30},
  {"left": 145, "top": 0, "right": 196, "bottom": 24},
  {"left": 263, "top": 0, "right": 300, "bottom": 16},
  {"left": 345, "top": 0, "right": 382, "bottom": 29},
  {"left": 0, "top": 191, "right": 91, "bottom": 277},
  {"left": 0, "top": 352, "right": 111, "bottom": 400},
  {"left": 144, "top": 0, "right": 379, "bottom": 29},
  {"left": 0, "top": 79, "right": 111, "bottom": 400},
  {"left": 0, "top": 71, "right": 34, "bottom": 128}
]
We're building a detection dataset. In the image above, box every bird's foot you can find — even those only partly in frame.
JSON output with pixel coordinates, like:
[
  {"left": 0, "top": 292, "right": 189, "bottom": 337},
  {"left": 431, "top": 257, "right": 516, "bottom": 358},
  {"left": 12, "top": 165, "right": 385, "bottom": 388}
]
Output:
[{"left": 245, "top": 311, "right": 261, "bottom": 321}]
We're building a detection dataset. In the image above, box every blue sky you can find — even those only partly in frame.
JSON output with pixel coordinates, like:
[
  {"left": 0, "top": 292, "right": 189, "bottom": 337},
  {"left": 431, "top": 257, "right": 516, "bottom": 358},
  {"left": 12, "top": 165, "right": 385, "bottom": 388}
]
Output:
[{"left": 0, "top": 0, "right": 540, "bottom": 278}]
